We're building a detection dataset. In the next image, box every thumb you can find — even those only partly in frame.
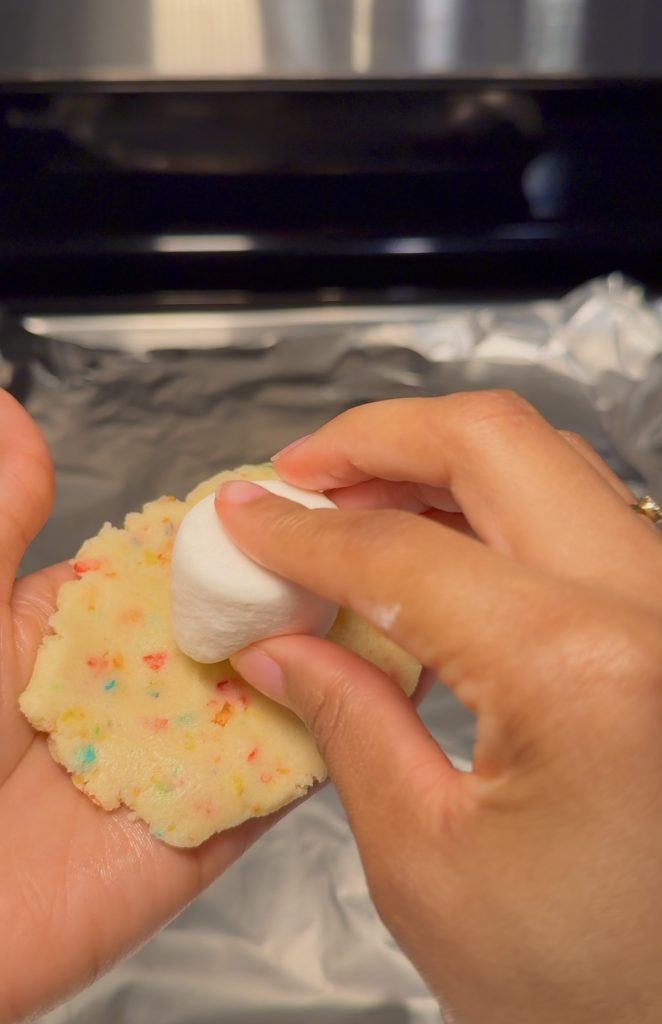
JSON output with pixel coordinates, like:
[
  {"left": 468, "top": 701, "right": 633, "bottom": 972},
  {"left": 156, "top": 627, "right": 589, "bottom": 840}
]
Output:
[
  {"left": 0, "top": 390, "right": 54, "bottom": 601},
  {"left": 230, "top": 635, "right": 454, "bottom": 859}
]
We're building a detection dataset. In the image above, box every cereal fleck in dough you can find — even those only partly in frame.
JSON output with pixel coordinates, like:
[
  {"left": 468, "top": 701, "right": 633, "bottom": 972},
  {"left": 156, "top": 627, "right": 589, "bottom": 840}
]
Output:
[{"left": 20, "top": 466, "right": 420, "bottom": 847}]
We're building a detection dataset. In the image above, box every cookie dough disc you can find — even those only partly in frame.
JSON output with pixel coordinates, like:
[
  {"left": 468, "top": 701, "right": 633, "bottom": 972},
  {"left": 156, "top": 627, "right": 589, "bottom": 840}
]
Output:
[{"left": 20, "top": 465, "right": 420, "bottom": 847}]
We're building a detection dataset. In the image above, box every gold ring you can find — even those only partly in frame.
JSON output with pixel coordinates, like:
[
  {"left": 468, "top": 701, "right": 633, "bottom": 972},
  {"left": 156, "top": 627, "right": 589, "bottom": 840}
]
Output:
[{"left": 631, "top": 495, "right": 662, "bottom": 525}]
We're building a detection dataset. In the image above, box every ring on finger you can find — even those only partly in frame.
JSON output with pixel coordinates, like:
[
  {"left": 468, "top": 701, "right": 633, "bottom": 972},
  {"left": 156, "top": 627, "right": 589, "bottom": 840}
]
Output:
[{"left": 630, "top": 495, "right": 662, "bottom": 526}]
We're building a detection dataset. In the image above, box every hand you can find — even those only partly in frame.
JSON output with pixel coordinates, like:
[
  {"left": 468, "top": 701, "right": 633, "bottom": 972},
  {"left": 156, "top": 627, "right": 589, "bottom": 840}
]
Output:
[
  {"left": 217, "top": 391, "right": 662, "bottom": 1024},
  {"left": 0, "top": 391, "right": 278, "bottom": 1024}
]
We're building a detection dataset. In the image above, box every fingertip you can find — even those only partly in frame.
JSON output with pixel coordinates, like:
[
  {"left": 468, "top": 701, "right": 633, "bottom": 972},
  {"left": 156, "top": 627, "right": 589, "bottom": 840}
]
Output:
[
  {"left": 215, "top": 480, "right": 269, "bottom": 510},
  {"left": 270, "top": 429, "right": 352, "bottom": 490},
  {"left": 268, "top": 453, "right": 360, "bottom": 493},
  {"left": 271, "top": 434, "right": 312, "bottom": 462},
  {"left": 230, "top": 647, "right": 287, "bottom": 705}
]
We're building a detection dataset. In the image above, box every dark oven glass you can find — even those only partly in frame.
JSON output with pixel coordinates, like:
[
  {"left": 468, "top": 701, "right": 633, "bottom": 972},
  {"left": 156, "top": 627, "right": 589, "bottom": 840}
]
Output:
[{"left": 2, "top": 84, "right": 662, "bottom": 303}]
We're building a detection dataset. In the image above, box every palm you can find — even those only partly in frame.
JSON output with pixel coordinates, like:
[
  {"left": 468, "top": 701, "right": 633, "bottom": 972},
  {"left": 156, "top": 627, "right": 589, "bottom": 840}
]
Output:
[{"left": 0, "top": 393, "right": 272, "bottom": 1023}]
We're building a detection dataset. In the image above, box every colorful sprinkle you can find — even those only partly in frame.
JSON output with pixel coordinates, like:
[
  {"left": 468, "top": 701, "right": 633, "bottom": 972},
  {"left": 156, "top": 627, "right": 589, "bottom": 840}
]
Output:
[
  {"left": 103, "top": 679, "right": 116, "bottom": 691},
  {"left": 120, "top": 607, "right": 144, "bottom": 624},
  {"left": 76, "top": 744, "right": 97, "bottom": 768},
  {"left": 177, "top": 712, "right": 196, "bottom": 726},
  {"left": 232, "top": 774, "right": 244, "bottom": 797},
  {"left": 145, "top": 716, "right": 169, "bottom": 732},
  {"left": 87, "top": 654, "right": 109, "bottom": 672},
  {"left": 73, "top": 558, "right": 103, "bottom": 574},
  {"left": 152, "top": 777, "right": 173, "bottom": 795},
  {"left": 143, "top": 651, "right": 168, "bottom": 671},
  {"left": 148, "top": 690, "right": 161, "bottom": 699},
  {"left": 214, "top": 679, "right": 250, "bottom": 708},
  {"left": 260, "top": 771, "right": 273, "bottom": 784},
  {"left": 212, "top": 703, "right": 233, "bottom": 727},
  {"left": 246, "top": 746, "right": 259, "bottom": 762},
  {"left": 61, "top": 707, "right": 85, "bottom": 722}
]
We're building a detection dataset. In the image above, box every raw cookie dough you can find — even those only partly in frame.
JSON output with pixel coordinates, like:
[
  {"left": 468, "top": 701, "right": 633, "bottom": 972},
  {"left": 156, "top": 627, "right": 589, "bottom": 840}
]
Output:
[{"left": 20, "top": 465, "right": 420, "bottom": 847}]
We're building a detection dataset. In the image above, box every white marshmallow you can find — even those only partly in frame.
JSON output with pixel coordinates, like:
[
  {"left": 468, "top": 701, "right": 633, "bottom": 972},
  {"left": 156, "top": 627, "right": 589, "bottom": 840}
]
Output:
[{"left": 170, "top": 481, "right": 338, "bottom": 663}]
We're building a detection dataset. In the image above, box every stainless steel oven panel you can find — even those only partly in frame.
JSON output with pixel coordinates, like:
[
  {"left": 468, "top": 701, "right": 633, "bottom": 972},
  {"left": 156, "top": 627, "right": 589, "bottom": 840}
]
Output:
[{"left": 1, "top": 0, "right": 660, "bottom": 85}]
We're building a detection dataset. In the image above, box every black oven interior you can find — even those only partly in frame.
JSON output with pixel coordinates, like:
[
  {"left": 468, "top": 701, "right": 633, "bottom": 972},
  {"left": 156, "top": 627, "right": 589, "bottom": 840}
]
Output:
[{"left": 1, "top": 82, "right": 662, "bottom": 307}]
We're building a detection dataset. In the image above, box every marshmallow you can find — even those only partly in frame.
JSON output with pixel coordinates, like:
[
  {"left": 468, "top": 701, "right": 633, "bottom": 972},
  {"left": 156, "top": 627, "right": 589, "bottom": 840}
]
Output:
[{"left": 170, "top": 481, "right": 338, "bottom": 663}]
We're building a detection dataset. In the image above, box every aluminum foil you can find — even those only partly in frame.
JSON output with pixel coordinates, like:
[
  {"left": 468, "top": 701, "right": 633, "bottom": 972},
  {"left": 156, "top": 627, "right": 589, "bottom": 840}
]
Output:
[{"left": 2, "top": 273, "right": 662, "bottom": 1023}]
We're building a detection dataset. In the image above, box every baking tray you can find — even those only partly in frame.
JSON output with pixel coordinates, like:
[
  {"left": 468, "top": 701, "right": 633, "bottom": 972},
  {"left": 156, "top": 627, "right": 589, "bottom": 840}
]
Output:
[{"left": 2, "top": 274, "right": 661, "bottom": 1023}]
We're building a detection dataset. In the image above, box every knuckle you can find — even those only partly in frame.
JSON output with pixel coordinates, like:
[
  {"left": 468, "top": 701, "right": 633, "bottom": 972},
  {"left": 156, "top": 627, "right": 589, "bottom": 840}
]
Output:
[
  {"left": 269, "top": 502, "right": 314, "bottom": 545},
  {"left": 327, "top": 507, "right": 405, "bottom": 576},
  {"left": 449, "top": 389, "right": 538, "bottom": 436},
  {"left": 575, "top": 615, "right": 662, "bottom": 748},
  {"left": 558, "top": 429, "right": 594, "bottom": 455},
  {"left": 254, "top": 500, "right": 330, "bottom": 574},
  {"left": 303, "top": 666, "right": 356, "bottom": 764},
  {"left": 337, "top": 401, "right": 381, "bottom": 433},
  {"left": 474, "top": 387, "right": 536, "bottom": 421},
  {"left": 541, "top": 605, "right": 661, "bottom": 715}
]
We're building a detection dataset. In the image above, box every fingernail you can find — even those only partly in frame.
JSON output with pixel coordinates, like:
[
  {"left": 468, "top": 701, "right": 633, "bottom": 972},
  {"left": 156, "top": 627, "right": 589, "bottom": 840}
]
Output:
[
  {"left": 272, "top": 434, "right": 311, "bottom": 461},
  {"left": 216, "top": 481, "right": 269, "bottom": 505},
  {"left": 230, "top": 649, "right": 286, "bottom": 703}
]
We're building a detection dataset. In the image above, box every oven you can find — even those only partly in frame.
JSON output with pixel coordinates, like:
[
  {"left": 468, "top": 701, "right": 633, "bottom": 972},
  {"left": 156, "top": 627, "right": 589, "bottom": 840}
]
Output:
[{"left": 2, "top": 3, "right": 662, "bottom": 1021}]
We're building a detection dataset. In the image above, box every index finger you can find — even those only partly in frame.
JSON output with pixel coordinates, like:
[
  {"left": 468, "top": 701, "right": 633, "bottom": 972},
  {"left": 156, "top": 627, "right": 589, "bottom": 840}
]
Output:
[
  {"left": 215, "top": 482, "right": 561, "bottom": 702},
  {"left": 272, "top": 392, "right": 662, "bottom": 601}
]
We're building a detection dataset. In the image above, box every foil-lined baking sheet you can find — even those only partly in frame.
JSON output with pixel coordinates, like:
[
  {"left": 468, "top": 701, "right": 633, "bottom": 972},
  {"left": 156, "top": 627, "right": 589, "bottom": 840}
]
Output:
[{"left": 2, "top": 274, "right": 661, "bottom": 1023}]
